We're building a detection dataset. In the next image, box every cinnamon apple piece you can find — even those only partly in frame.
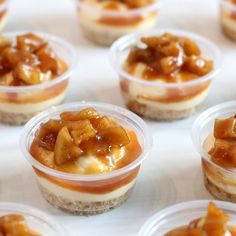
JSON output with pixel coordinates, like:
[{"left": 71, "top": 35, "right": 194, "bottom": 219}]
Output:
[
  {"left": 91, "top": 116, "right": 112, "bottom": 131},
  {"left": 54, "top": 127, "right": 83, "bottom": 165},
  {"left": 98, "top": 126, "right": 130, "bottom": 147},
  {"left": 214, "top": 118, "right": 236, "bottom": 139},
  {"left": 16, "top": 33, "right": 46, "bottom": 52},
  {"left": 180, "top": 37, "right": 201, "bottom": 56},
  {"left": 69, "top": 120, "right": 97, "bottom": 145},
  {"left": 60, "top": 108, "right": 99, "bottom": 121}
]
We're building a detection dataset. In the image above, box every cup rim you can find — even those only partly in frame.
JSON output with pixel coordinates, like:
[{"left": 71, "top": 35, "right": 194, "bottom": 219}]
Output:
[
  {"left": 220, "top": 0, "right": 236, "bottom": 11},
  {"left": 20, "top": 101, "right": 153, "bottom": 181},
  {"left": 0, "top": 202, "right": 66, "bottom": 235},
  {"left": 109, "top": 28, "right": 222, "bottom": 88},
  {"left": 138, "top": 200, "right": 236, "bottom": 236},
  {"left": 192, "top": 100, "right": 236, "bottom": 175},
  {"left": 77, "top": 0, "right": 162, "bottom": 17},
  {"left": 0, "top": 31, "right": 78, "bottom": 92}
]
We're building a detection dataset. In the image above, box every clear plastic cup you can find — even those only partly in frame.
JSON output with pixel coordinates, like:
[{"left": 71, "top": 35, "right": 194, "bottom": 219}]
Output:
[
  {"left": 76, "top": 0, "right": 162, "bottom": 46},
  {"left": 0, "top": 0, "right": 9, "bottom": 31},
  {"left": 20, "top": 102, "right": 152, "bottom": 215},
  {"left": 0, "top": 31, "right": 77, "bottom": 126},
  {"left": 109, "top": 29, "right": 221, "bottom": 121},
  {"left": 0, "top": 202, "right": 66, "bottom": 235},
  {"left": 220, "top": 0, "right": 236, "bottom": 41},
  {"left": 138, "top": 200, "right": 236, "bottom": 236},
  {"left": 192, "top": 101, "right": 236, "bottom": 202}
]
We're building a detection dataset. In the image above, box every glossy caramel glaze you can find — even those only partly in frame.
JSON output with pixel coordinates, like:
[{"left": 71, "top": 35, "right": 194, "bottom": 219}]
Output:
[
  {"left": 165, "top": 202, "right": 236, "bottom": 236},
  {"left": 0, "top": 214, "right": 42, "bottom": 236}
]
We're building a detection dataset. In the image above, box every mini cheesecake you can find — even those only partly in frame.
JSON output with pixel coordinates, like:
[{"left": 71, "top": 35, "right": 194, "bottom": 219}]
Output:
[
  {"left": 29, "top": 107, "right": 142, "bottom": 215},
  {"left": 202, "top": 115, "right": 236, "bottom": 202},
  {"left": 220, "top": 0, "right": 236, "bottom": 41},
  {"left": 77, "top": 0, "right": 160, "bottom": 46},
  {"left": 0, "top": 33, "right": 69, "bottom": 125},
  {"left": 164, "top": 202, "right": 236, "bottom": 235},
  {"left": 0, "top": 214, "right": 42, "bottom": 236},
  {"left": 120, "top": 33, "right": 214, "bottom": 120}
]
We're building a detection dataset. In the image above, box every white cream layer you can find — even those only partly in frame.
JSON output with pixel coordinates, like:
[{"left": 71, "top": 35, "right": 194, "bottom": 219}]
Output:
[
  {"left": 37, "top": 175, "right": 136, "bottom": 202},
  {"left": 0, "top": 91, "right": 66, "bottom": 114},
  {"left": 203, "top": 134, "right": 236, "bottom": 195},
  {"left": 126, "top": 63, "right": 209, "bottom": 111}
]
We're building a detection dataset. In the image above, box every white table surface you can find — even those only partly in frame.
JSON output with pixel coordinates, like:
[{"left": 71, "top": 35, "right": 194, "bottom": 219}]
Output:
[{"left": 0, "top": 0, "right": 235, "bottom": 235}]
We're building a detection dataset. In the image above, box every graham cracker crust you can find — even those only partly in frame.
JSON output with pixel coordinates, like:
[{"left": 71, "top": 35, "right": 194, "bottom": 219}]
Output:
[
  {"left": 222, "top": 24, "right": 236, "bottom": 41},
  {"left": 0, "top": 111, "right": 38, "bottom": 125},
  {"left": 125, "top": 99, "right": 200, "bottom": 121},
  {"left": 39, "top": 184, "right": 134, "bottom": 216},
  {"left": 204, "top": 173, "right": 236, "bottom": 202},
  {"left": 79, "top": 23, "right": 119, "bottom": 46}
]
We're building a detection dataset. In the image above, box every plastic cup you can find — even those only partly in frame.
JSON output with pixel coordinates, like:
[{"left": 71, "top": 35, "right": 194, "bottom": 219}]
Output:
[
  {"left": 220, "top": 0, "right": 236, "bottom": 41},
  {"left": 20, "top": 102, "right": 152, "bottom": 215},
  {"left": 0, "top": 202, "right": 66, "bottom": 235},
  {"left": 138, "top": 200, "right": 236, "bottom": 236},
  {"left": 76, "top": 0, "right": 162, "bottom": 46},
  {"left": 192, "top": 101, "right": 236, "bottom": 202},
  {"left": 0, "top": 31, "right": 77, "bottom": 125},
  {"left": 109, "top": 29, "right": 221, "bottom": 121}
]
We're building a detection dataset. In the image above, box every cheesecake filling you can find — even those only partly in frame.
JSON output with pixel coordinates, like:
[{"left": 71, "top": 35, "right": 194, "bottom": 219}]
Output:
[{"left": 0, "top": 90, "right": 66, "bottom": 114}]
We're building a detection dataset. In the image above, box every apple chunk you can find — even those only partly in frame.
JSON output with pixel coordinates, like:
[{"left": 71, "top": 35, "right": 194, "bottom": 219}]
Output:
[
  {"left": 60, "top": 108, "right": 99, "bottom": 121},
  {"left": 98, "top": 126, "right": 130, "bottom": 147},
  {"left": 214, "top": 118, "right": 236, "bottom": 139},
  {"left": 54, "top": 127, "right": 83, "bottom": 165}
]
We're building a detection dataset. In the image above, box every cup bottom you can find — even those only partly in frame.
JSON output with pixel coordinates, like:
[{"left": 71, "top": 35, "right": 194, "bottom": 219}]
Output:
[
  {"left": 38, "top": 182, "right": 134, "bottom": 216},
  {"left": 203, "top": 173, "right": 236, "bottom": 202},
  {"left": 124, "top": 96, "right": 201, "bottom": 121},
  {"left": 222, "top": 24, "right": 236, "bottom": 41}
]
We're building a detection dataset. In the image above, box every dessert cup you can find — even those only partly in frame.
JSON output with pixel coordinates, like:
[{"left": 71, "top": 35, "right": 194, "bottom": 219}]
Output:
[
  {"left": 138, "top": 200, "right": 236, "bottom": 236},
  {"left": 20, "top": 102, "right": 152, "bottom": 215},
  {"left": 220, "top": 0, "right": 236, "bottom": 41},
  {"left": 0, "top": 31, "right": 77, "bottom": 126},
  {"left": 192, "top": 101, "right": 236, "bottom": 202},
  {"left": 110, "top": 29, "right": 221, "bottom": 121},
  {"left": 0, "top": 202, "right": 66, "bottom": 235},
  {"left": 76, "top": 0, "right": 161, "bottom": 46}
]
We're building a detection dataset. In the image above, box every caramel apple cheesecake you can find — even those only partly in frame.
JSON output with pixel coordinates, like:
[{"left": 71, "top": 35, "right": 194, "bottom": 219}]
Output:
[
  {"left": 165, "top": 202, "right": 236, "bottom": 236},
  {"left": 0, "top": 214, "right": 42, "bottom": 236},
  {"left": 139, "top": 200, "right": 236, "bottom": 235},
  {"left": 192, "top": 101, "right": 236, "bottom": 202},
  {"left": 21, "top": 103, "right": 151, "bottom": 215},
  {"left": 0, "top": 202, "right": 66, "bottom": 235},
  {"left": 77, "top": 0, "right": 161, "bottom": 46},
  {"left": 0, "top": 32, "right": 76, "bottom": 125},
  {"left": 110, "top": 30, "right": 221, "bottom": 121},
  {"left": 220, "top": 0, "right": 236, "bottom": 41}
]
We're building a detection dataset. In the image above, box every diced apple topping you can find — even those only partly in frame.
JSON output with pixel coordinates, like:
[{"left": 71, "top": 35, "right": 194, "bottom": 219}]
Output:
[
  {"left": 32, "top": 108, "right": 132, "bottom": 167},
  {"left": 54, "top": 127, "right": 83, "bottom": 165},
  {"left": 98, "top": 0, "right": 155, "bottom": 8},
  {"left": 0, "top": 33, "right": 68, "bottom": 86},
  {"left": 60, "top": 108, "right": 99, "bottom": 121},
  {"left": 98, "top": 126, "right": 130, "bottom": 147},
  {"left": 209, "top": 115, "right": 236, "bottom": 167},
  {"left": 0, "top": 214, "right": 42, "bottom": 236},
  {"left": 126, "top": 33, "right": 213, "bottom": 80}
]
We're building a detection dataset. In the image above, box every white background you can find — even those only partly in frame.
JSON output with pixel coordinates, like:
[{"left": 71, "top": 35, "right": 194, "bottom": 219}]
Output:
[{"left": 0, "top": 0, "right": 235, "bottom": 235}]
